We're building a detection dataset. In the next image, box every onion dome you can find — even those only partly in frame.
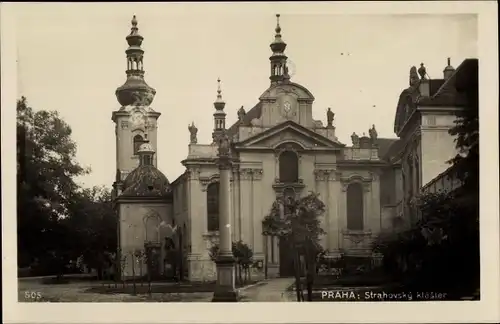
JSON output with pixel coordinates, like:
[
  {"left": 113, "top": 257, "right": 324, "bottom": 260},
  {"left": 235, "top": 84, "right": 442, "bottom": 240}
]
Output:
[
  {"left": 115, "top": 15, "right": 156, "bottom": 107},
  {"left": 121, "top": 142, "right": 171, "bottom": 198}
]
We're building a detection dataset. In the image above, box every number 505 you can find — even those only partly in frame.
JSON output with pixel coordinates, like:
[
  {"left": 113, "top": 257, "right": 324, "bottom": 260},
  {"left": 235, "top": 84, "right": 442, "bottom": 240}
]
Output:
[{"left": 24, "top": 291, "right": 42, "bottom": 300}]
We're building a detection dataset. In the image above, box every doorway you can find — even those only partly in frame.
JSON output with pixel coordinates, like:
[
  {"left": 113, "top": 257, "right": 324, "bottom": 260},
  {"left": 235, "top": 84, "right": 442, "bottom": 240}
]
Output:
[
  {"left": 144, "top": 243, "right": 162, "bottom": 280},
  {"left": 279, "top": 236, "right": 295, "bottom": 277}
]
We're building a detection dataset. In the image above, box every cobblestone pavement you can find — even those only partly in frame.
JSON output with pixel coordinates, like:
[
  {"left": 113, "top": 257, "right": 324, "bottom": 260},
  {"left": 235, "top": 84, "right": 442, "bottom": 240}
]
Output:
[{"left": 239, "top": 278, "right": 296, "bottom": 302}]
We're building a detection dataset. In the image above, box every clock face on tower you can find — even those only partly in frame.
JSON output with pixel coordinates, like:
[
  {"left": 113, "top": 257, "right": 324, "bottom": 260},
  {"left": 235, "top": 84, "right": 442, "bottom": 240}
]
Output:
[{"left": 130, "top": 111, "right": 145, "bottom": 128}]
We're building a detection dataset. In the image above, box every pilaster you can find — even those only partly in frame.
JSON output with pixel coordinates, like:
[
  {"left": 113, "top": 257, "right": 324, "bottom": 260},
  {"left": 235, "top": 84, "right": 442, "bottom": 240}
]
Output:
[
  {"left": 239, "top": 169, "right": 252, "bottom": 243},
  {"left": 232, "top": 167, "right": 241, "bottom": 241},
  {"left": 251, "top": 168, "right": 264, "bottom": 259},
  {"left": 314, "top": 169, "right": 330, "bottom": 250},
  {"left": 370, "top": 171, "right": 382, "bottom": 234},
  {"left": 186, "top": 167, "right": 206, "bottom": 256}
]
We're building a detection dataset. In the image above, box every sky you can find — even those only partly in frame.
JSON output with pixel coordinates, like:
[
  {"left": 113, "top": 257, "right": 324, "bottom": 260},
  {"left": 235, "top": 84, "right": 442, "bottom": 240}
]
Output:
[{"left": 15, "top": 3, "right": 478, "bottom": 188}]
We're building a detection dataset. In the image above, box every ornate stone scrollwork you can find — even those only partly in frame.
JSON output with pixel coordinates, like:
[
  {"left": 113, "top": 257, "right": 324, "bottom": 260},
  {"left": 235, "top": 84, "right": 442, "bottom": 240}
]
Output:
[
  {"left": 199, "top": 174, "right": 220, "bottom": 191},
  {"left": 314, "top": 169, "right": 336, "bottom": 181},
  {"left": 186, "top": 167, "right": 200, "bottom": 181},
  {"left": 252, "top": 169, "right": 264, "bottom": 180},
  {"left": 239, "top": 168, "right": 263, "bottom": 181},
  {"left": 369, "top": 171, "right": 380, "bottom": 182},
  {"left": 274, "top": 142, "right": 304, "bottom": 158},
  {"left": 339, "top": 174, "right": 373, "bottom": 192},
  {"left": 239, "top": 168, "right": 253, "bottom": 181}
]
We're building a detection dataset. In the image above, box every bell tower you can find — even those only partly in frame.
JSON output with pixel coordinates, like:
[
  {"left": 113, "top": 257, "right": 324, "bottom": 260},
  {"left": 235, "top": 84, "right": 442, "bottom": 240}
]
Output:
[
  {"left": 212, "top": 78, "right": 227, "bottom": 144},
  {"left": 112, "top": 15, "right": 160, "bottom": 192},
  {"left": 269, "top": 14, "right": 290, "bottom": 85}
]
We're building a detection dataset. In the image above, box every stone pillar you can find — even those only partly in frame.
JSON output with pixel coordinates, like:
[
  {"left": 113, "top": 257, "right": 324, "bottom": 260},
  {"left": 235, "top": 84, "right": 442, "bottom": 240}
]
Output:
[
  {"left": 212, "top": 150, "right": 239, "bottom": 302},
  {"left": 239, "top": 169, "right": 252, "bottom": 243},
  {"left": 338, "top": 182, "right": 347, "bottom": 251},
  {"left": 327, "top": 172, "right": 340, "bottom": 257},
  {"left": 252, "top": 169, "right": 264, "bottom": 261},
  {"left": 370, "top": 172, "right": 381, "bottom": 234},
  {"left": 232, "top": 168, "right": 241, "bottom": 241},
  {"left": 363, "top": 182, "right": 371, "bottom": 231},
  {"left": 314, "top": 170, "right": 329, "bottom": 250}
]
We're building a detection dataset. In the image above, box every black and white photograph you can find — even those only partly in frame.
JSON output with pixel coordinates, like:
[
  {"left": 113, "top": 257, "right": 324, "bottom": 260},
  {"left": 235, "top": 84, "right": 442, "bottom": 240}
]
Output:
[{"left": 2, "top": 1, "right": 499, "bottom": 323}]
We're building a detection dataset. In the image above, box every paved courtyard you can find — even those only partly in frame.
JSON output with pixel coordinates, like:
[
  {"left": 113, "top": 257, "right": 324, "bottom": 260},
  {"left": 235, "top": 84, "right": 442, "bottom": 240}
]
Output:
[{"left": 18, "top": 277, "right": 295, "bottom": 302}]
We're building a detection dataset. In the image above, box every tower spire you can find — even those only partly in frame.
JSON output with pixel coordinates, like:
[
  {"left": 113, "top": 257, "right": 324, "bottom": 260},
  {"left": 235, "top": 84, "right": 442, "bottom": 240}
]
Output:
[
  {"left": 115, "top": 15, "right": 156, "bottom": 107},
  {"left": 212, "top": 78, "right": 227, "bottom": 143},
  {"left": 269, "top": 14, "right": 290, "bottom": 85}
]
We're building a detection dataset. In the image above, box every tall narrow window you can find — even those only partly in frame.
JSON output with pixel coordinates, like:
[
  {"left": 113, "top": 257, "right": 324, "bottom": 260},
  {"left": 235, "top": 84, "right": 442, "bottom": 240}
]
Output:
[
  {"left": 206, "top": 182, "right": 220, "bottom": 232},
  {"left": 346, "top": 183, "right": 364, "bottom": 231},
  {"left": 133, "top": 134, "right": 144, "bottom": 155},
  {"left": 279, "top": 151, "right": 299, "bottom": 183}
]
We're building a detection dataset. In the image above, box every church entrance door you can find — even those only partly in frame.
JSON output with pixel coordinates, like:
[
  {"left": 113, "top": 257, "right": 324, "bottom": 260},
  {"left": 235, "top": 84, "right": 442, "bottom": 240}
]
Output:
[
  {"left": 279, "top": 236, "right": 295, "bottom": 277},
  {"left": 144, "top": 243, "right": 161, "bottom": 280}
]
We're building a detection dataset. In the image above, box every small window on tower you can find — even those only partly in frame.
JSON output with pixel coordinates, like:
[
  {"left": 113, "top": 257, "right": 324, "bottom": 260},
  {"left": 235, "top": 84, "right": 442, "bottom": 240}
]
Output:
[{"left": 133, "top": 135, "right": 144, "bottom": 155}]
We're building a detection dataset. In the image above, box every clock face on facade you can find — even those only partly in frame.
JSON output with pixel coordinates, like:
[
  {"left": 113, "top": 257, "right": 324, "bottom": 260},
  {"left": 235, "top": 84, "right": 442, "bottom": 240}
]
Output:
[
  {"left": 284, "top": 101, "right": 291, "bottom": 113},
  {"left": 280, "top": 100, "right": 295, "bottom": 119}
]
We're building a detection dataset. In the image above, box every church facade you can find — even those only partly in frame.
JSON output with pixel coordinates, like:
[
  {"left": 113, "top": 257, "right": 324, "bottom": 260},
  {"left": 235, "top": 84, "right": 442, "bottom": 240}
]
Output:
[{"left": 111, "top": 14, "right": 472, "bottom": 281}]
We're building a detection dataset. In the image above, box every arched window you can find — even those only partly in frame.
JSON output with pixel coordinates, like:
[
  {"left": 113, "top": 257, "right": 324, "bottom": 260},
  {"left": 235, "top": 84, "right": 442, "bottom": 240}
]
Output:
[
  {"left": 346, "top": 182, "right": 364, "bottom": 231},
  {"left": 279, "top": 151, "right": 299, "bottom": 183},
  {"left": 144, "top": 212, "right": 161, "bottom": 242},
  {"left": 133, "top": 134, "right": 144, "bottom": 155},
  {"left": 206, "top": 182, "right": 220, "bottom": 232}
]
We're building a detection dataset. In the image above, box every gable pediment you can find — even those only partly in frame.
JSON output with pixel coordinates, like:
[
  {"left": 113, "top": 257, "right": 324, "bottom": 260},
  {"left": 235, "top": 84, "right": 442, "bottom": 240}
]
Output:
[
  {"left": 259, "top": 82, "right": 315, "bottom": 102},
  {"left": 235, "top": 121, "right": 344, "bottom": 150}
]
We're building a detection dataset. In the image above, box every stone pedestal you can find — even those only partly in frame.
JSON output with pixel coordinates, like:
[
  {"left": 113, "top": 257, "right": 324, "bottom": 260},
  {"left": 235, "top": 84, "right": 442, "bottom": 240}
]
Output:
[
  {"left": 212, "top": 254, "right": 238, "bottom": 302},
  {"left": 212, "top": 153, "right": 239, "bottom": 302}
]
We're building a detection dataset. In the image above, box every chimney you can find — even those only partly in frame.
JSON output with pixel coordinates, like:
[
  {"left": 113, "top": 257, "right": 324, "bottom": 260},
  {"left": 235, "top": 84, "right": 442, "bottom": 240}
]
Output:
[{"left": 443, "top": 57, "right": 455, "bottom": 80}]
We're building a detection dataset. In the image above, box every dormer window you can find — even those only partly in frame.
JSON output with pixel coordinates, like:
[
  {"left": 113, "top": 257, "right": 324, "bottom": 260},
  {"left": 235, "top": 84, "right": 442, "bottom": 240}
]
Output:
[{"left": 137, "top": 141, "right": 155, "bottom": 166}]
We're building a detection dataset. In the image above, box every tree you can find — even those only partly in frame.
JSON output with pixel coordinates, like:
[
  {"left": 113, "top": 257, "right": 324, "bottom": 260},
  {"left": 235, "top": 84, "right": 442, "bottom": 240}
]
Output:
[
  {"left": 447, "top": 59, "right": 479, "bottom": 196},
  {"left": 17, "top": 97, "right": 89, "bottom": 272},
  {"left": 209, "top": 240, "right": 254, "bottom": 285},
  {"left": 262, "top": 192, "right": 326, "bottom": 301},
  {"left": 17, "top": 97, "right": 117, "bottom": 280},
  {"left": 65, "top": 186, "right": 117, "bottom": 279}
]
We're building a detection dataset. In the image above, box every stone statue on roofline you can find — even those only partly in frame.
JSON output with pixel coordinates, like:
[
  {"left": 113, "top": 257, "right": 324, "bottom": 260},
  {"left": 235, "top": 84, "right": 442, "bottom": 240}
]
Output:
[
  {"left": 237, "top": 106, "right": 246, "bottom": 122},
  {"left": 351, "top": 132, "right": 360, "bottom": 147},
  {"left": 409, "top": 66, "right": 420, "bottom": 86},
  {"left": 326, "top": 107, "right": 335, "bottom": 127},
  {"left": 369, "top": 124, "right": 378, "bottom": 141},
  {"left": 188, "top": 122, "right": 198, "bottom": 144}
]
